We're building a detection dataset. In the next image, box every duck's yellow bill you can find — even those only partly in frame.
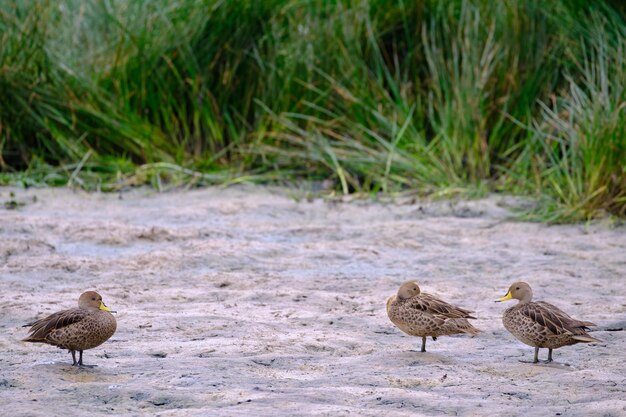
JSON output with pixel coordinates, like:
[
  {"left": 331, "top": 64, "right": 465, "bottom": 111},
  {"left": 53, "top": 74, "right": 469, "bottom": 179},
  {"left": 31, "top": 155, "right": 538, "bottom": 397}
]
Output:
[
  {"left": 496, "top": 291, "right": 513, "bottom": 302},
  {"left": 99, "top": 302, "right": 113, "bottom": 312}
]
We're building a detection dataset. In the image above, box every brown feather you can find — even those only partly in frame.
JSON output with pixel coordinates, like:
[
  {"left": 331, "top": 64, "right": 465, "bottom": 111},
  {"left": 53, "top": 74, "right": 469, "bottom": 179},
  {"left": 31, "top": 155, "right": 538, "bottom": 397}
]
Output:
[
  {"left": 521, "top": 302, "right": 596, "bottom": 336},
  {"left": 410, "top": 293, "right": 477, "bottom": 319},
  {"left": 387, "top": 289, "right": 480, "bottom": 342},
  {"left": 23, "top": 308, "right": 87, "bottom": 342}
]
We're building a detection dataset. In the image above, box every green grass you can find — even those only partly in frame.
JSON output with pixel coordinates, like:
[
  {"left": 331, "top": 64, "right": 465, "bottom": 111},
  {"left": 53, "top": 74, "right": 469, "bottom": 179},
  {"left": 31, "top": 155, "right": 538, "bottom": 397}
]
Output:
[{"left": 1, "top": 0, "right": 625, "bottom": 222}]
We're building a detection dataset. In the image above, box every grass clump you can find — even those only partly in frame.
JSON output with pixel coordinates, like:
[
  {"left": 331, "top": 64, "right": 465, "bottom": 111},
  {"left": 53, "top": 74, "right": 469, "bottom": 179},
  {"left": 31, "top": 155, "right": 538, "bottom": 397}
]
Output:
[{"left": 1, "top": 0, "right": 625, "bottom": 221}]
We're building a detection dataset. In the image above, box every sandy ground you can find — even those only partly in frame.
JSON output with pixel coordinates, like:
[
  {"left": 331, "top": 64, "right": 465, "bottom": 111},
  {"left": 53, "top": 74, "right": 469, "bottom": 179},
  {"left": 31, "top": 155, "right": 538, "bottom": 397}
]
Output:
[{"left": 0, "top": 186, "right": 625, "bottom": 417}]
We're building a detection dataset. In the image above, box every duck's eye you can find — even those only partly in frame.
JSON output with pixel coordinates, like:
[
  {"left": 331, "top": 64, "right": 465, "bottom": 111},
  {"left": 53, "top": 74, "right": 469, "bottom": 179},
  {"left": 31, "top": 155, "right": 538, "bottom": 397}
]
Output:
[
  {"left": 92, "top": 297, "right": 96, "bottom": 301},
  {"left": 515, "top": 287, "right": 520, "bottom": 290}
]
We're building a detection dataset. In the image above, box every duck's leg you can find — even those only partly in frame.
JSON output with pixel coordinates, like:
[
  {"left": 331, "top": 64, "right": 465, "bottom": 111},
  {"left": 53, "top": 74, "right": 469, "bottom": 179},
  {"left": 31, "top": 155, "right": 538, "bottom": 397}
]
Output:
[
  {"left": 77, "top": 350, "right": 96, "bottom": 368},
  {"left": 421, "top": 336, "right": 427, "bottom": 352},
  {"left": 70, "top": 350, "right": 77, "bottom": 366},
  {"left": 545, "top": 348, "right": 572, "bottom": 367}
]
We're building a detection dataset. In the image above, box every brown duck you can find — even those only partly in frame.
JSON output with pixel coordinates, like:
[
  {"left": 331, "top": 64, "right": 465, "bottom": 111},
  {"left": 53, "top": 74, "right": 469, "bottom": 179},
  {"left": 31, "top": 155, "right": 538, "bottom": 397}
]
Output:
[
  {"left": 23, "top": 291, "right": 117, "bottom": 367},
  {"left": 387, "top": 281, "right": 480, "bottom": 352},
  {"left": 496, "top": 281, "right": 600, "bottom": 363}
]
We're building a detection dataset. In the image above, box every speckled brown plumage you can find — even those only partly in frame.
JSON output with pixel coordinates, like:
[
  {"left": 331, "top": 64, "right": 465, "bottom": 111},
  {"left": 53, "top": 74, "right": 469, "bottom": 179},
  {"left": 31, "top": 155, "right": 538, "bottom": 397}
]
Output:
[
  {"left": 387, "top": 281, "right": 480, "bottom": 352},
  {"left": 23, "top": 291, "right": 117, "bottom": 367},
  {"left": 497, "top": 282, "right": 600, "bottom": 363}
]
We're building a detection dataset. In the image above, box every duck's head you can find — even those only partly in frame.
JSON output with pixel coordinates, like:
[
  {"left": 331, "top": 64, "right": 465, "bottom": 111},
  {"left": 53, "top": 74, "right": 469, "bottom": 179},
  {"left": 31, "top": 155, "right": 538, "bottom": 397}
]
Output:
[
  {"left": 496, "top": 281, "right": 533, "bottom": 304},
  {"left": 78, "top": 291, "right": 116, "bottom": 312},
  {"left": 397, "top": 281, "right": 421, "bottom": 300}
]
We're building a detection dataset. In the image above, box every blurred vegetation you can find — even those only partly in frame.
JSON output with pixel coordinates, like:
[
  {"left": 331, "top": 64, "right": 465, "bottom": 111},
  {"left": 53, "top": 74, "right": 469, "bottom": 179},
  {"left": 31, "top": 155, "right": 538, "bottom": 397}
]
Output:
[{"left": 1, "top": 0, "right": 625, "bottom": 222}]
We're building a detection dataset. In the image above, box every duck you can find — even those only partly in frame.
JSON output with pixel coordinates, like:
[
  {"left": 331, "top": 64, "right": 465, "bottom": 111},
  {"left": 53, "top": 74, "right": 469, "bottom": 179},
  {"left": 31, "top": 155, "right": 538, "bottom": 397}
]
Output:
[
  {"left": 387, "top": 281, "right": 480, "bottom": 352},
  {"left": 23, "top": 291, "right": 117, "bottom": 367},
  {"left": 496, "top": 281, "right": 600, "bottom": 363}
]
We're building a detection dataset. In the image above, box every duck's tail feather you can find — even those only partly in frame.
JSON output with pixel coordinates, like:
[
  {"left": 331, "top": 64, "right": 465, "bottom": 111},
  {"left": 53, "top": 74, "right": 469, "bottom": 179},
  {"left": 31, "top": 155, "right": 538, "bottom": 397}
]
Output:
[
  {"left": 464, "top": 325, "right": 481, "bottom": 336},
  {"left": 572, "top": 334, "right": 602, "bottom": 343},
  {"left": 456, "top": 320, "right": 480, "bottom": 336},
  {"left": 22, "top": 336, "right": 45, "bottom": 343}
]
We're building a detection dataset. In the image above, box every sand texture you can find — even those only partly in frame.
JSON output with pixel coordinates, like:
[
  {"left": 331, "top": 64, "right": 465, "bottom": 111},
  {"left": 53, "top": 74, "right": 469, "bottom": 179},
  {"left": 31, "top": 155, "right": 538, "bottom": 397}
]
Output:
[{"left": 1, "top": 186, "right": 625, "bottom": 416}]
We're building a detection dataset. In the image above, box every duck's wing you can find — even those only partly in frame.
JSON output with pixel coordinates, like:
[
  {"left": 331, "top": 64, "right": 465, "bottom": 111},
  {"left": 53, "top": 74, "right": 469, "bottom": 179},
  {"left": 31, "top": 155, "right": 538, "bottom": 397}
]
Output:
[
  {"left": 406, "top": 293, "right": 476, "bottom": 319},
  {"left": 521, "top": 302, "right": 596, "bottom": 335},
  {"left": 22, "top": 308, "right": 87, "bottom": 341},
  {"left": 535, "top": 301, "right": 596, "bottom": 326}
]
